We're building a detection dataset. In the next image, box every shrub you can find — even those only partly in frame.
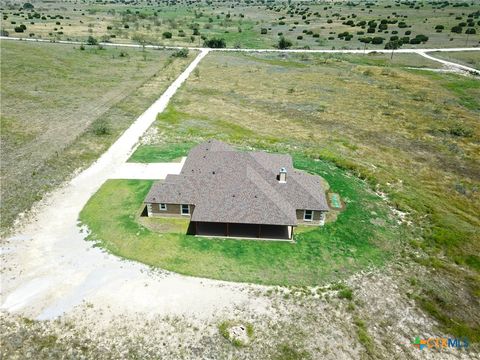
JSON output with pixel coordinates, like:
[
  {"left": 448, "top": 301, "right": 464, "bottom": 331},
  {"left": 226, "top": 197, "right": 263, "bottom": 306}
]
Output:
[
  {"left": 14, "top": 26, "right": 24, "bottom": 33},
  {"left": 297, "top": 35, "right": 303, "bottom": 40},
  {"left": 162, "top": 31, "right": 172, "bottom": 39},
  {"left": 86, "top": 36, "right": 97, "bottom": 45},
  {"left": 203, "top": 37, "right": 226, "bottom": 48},
  {"left": 415, "top": 34, "right": 429, "bottom": 42},
  {"left": 171, "top": 48, "right": 189, "bottom": 58},
  {"left": 359, "top": 37, "right": 372, "bottom": 43},
  {"left": 371, "top": 37, "right": 384, "bottom": 44},
  {"left": 451, "top": 25, "right": 463, "bottom": 33},
  {"left": 261, "top": 28, "right": 267, "bottom": 34},
  {"left": 338, "top": 288, "right": 353, "bottom": 300},
  {"left": 465, "top": 28, "right": 476, "bottom": 34},
  {"left": 92, "top": 120, "right": 110, "bottom": 136},
  {"left": 367, "top": 27, "right": 376, "bottom": 33},
  {"left": 405, "top": 30, "right": 411, "bottom": 35},
  {"left": 449, "top": 123, "right": 473, "bottom": 137},
  {"left": 23, "top": 2, "right": 34, "bottom": 9},
  {"left": 278, "top": 36, "right": 292, "bottom": 49}
]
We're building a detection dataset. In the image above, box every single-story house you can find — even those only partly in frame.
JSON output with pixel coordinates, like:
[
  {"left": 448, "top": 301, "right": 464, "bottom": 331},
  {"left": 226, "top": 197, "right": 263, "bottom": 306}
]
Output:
[{"left": 144, "top": 140, "right": 329, "bottom": 240}]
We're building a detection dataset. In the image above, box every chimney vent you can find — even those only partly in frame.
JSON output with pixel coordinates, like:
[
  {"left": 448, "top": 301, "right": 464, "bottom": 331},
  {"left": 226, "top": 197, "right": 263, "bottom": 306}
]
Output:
[{"left": 279, "top": 167, "right": 287, "bottom": 183}]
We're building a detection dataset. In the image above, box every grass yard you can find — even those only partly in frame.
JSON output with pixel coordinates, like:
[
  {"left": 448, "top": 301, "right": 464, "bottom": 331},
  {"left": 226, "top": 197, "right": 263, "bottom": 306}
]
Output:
[
  {"left": 432, "top": 51, "right": 480, "bottom": 70},
  {"left": 120, "top": 51, "right": 479, "bottom": 340},
  {"left": 128, "top": 142, "right": 196, "bottom": 163},
  {"left": 81, "top": 152, "right": 402, "bottom": 286},
  {"left": 0, "top": 40, "right": 196, "bottom": 232}
]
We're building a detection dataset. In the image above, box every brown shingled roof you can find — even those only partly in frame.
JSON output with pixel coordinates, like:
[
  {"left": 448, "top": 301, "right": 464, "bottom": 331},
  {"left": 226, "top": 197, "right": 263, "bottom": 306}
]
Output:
[{"left": 145, "top": 140, "right": 329, "bottom": 226}]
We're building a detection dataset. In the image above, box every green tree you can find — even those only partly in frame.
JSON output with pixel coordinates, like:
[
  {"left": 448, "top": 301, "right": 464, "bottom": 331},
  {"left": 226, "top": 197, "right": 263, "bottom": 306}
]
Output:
[
  {"left": 451, "top": 25, "right": 463, "bottom": 34},
  {"left": 278, "top": 36, "right": 292, "bottom": 49},
  {"left": 385, "top": 39, "right": 402, "bottom": 59},
  {"left": 203, "top": 37, "right": 226, "bottom": 48},
  {"left": 86, "top": 36, "right": 97, "bottom": 45}
]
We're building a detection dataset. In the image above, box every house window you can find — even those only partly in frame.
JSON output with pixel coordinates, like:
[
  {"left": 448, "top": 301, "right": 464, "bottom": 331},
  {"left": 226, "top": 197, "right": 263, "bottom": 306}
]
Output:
[
  {"left": 304, "top": 210, "right": 313, "bottom": 221},
  {"left": 160, "top": 203, "right": 167, "bottom": 211},
  {"left": 181, "top": 204, "right": 190, "bottom": 215}
]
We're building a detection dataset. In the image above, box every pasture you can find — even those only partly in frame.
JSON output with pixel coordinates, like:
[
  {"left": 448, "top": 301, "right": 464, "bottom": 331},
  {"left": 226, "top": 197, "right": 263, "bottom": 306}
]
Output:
[
  {"left": 1, "top": 0, "right": 479, "bottom": 49},
  {"left": 0, "top": 40, "right": 196, "bottom": 231}
]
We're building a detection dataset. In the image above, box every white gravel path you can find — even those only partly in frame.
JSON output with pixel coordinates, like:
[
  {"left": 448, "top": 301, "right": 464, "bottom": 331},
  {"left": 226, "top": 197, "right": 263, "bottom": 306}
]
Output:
[
  {"left": 417, "top": 51, "right": 480, "bottom": 75},
  {"left": 110, "top": 157, "right": 186, "bottom": 179},
  {"left": 0, "top": 48, "right": 270, "bottom": 322}
]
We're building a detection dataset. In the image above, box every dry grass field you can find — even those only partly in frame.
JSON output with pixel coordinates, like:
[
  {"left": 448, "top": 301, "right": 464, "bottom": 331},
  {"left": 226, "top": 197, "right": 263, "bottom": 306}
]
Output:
[
  {"left": 124, "top": 51, "right": 480, "bottom": 341},
  {"left": 0, "top": 40, "right": 196, "bottom": 232}
]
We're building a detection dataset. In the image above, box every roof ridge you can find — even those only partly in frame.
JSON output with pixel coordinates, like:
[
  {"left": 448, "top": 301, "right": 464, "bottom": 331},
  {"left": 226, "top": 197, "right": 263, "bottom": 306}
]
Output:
[
  {"left": 290, "top": 170, "right": 325, "bottom": 202},
  {"left": 246, "top": 166, "right": 295, "bottom": 223}
]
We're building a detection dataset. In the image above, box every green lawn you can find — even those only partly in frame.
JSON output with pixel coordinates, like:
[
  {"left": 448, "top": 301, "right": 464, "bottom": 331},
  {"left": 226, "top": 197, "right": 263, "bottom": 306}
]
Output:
[
  {"left": 128, "top": 143, "right": 195, "bottom": 162},
  {"left": 80, "top": 152, "right": 403, "bottom": 286}
]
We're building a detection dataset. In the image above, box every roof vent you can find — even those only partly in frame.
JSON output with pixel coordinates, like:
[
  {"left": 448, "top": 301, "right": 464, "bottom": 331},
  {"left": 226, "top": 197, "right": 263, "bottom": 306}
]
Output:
[{"left": 279, "top": 167, "right": 287, "bottom": 183}]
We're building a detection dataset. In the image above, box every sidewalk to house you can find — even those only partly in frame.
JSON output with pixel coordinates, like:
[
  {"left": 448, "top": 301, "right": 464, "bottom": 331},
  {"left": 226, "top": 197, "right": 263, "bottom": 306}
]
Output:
[{"left": 109, "top": 157, "right": 186, "bottom": 180}]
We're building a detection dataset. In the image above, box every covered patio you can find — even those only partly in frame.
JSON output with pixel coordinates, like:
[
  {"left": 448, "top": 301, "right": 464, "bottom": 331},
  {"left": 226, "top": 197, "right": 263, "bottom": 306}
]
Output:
[{"left": 187, "top": 221, "right": 293, "bottom": 241}]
